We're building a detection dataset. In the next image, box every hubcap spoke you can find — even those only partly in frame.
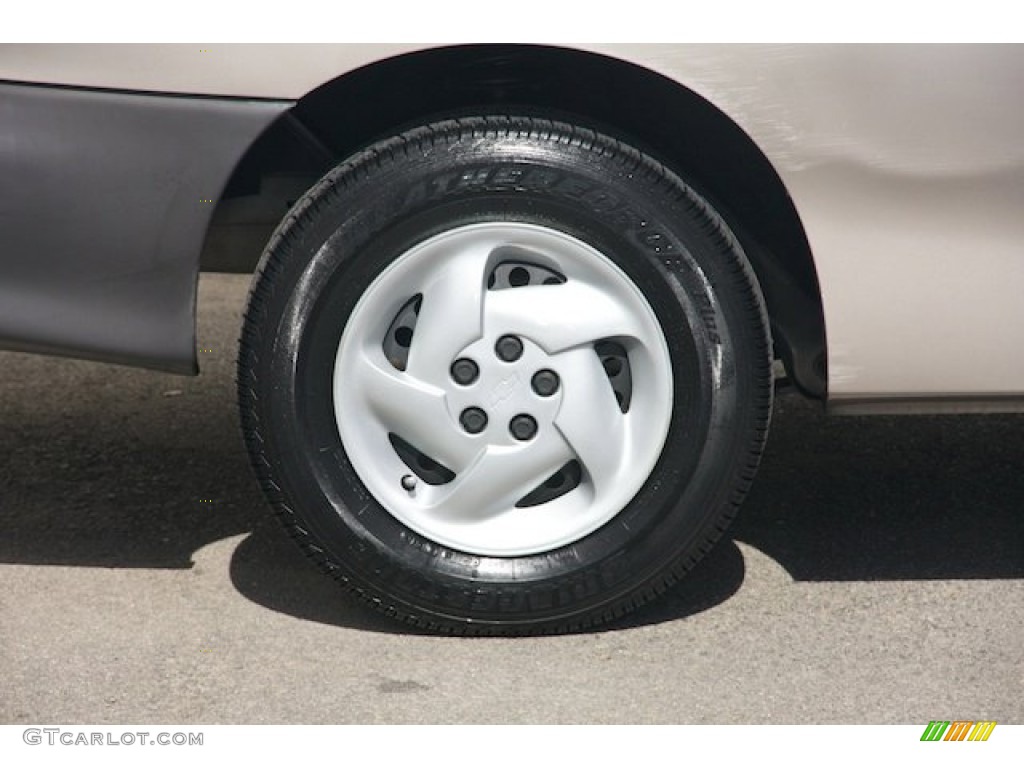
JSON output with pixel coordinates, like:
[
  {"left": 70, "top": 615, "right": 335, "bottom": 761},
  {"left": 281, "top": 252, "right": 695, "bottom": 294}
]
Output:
[
  {"left": 485, "top": 281, "right": 647, "bottom": 353},
  {"left": 352, "top": 351, "right": 477, "bottom": 471},
  {"left": 553, "top": 347, "right": 629, "bottom": 496},
  {"left": 405, "top": 245, "right": 489, "bottom": 387},
  {"left": 420, "top": 431, "right": 572, "bottom": 521}
]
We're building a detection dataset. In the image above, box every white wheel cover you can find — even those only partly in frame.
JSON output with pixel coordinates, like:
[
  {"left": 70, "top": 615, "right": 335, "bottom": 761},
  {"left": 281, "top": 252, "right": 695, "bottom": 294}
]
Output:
[{"left": 333, "top": 222, "right": 673, "bottom": 556}]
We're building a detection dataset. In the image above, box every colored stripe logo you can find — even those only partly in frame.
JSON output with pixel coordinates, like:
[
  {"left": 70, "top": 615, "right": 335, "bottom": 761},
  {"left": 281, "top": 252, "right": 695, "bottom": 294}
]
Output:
[{"left": 920, "top": 721, "right": 996, "bottom": 741}]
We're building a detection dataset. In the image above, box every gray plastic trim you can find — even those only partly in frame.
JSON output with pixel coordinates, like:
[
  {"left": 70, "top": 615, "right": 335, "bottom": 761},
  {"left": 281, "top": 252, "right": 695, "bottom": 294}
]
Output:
[{"left": 0, "top": 82, "right": 289, "bottom": 373}]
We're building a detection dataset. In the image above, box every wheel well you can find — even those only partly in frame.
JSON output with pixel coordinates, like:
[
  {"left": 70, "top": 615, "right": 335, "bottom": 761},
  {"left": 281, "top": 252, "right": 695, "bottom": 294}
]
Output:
[{"left": 206, "top": 44, "right": 826, "bottom": 398}]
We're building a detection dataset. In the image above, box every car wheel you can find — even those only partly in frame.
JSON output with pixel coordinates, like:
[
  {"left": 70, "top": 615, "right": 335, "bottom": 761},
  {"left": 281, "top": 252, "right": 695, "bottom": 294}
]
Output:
[{"left": 238, "top": 116, "right": 772, "bottom": 634}]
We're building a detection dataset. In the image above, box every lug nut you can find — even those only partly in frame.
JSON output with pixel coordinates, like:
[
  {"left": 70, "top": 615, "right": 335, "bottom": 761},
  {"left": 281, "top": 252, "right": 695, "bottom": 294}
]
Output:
[
  {"left": 509, "top": 414, "right": 538, "bottom": 441},
  {"left": 460, "top": 407, "right": 488, "bottom": 434},
  {"left": 450, "top": 358, "right": 479, "bottom": 386},
  {"left": 531, "top": 369, "right": 560, "bottom": 397},
  {"left": 495, "top": 335, "right": 524, "bottom": 362}
]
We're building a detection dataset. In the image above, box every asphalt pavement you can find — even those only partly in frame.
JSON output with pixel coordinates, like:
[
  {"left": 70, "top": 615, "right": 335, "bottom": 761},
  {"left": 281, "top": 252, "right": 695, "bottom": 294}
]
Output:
[{"left": 1, "top": 274, "right": 1021, "bottom": 724}]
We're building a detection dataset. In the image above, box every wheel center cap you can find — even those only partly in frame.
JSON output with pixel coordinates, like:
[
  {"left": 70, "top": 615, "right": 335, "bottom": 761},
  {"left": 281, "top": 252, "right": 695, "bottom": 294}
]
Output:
[{"left": 446, "top": 334, "right": 561, "bottom": 446}]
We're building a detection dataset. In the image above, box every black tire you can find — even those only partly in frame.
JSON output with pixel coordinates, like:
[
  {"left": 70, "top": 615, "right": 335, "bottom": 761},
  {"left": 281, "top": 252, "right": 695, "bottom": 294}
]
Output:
[{"left": 238, "top": 116, "right": 772, "bottom": 634}]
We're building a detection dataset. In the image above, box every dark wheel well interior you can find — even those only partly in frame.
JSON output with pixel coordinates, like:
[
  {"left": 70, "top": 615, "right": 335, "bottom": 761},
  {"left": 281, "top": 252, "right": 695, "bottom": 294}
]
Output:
[{"left": 204, "top": 44, "right": 826, "bottom": 398}]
